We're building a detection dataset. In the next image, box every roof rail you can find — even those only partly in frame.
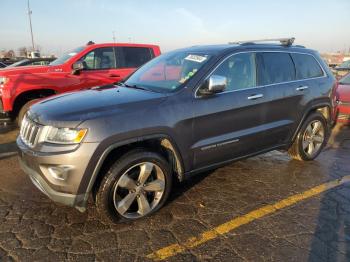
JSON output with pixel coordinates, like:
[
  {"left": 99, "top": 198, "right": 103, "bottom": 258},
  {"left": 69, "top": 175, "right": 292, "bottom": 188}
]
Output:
[{"left": 229, "top": 37, "right": 296, "bottom": 46}]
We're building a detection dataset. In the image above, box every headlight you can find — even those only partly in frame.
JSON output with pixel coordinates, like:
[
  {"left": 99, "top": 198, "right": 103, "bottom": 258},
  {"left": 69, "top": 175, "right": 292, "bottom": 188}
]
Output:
[
  {"left": 45, "top": 127, "right": 87, "bottom": 144},
  {"left": 0, "top": 76, "right": 9, "bottom": 86}
]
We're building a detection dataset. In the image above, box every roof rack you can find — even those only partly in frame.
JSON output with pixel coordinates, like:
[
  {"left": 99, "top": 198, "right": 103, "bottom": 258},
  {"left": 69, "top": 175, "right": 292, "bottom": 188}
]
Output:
[{"left": 229, "top": 37, "right": 295, "bottom": 46}]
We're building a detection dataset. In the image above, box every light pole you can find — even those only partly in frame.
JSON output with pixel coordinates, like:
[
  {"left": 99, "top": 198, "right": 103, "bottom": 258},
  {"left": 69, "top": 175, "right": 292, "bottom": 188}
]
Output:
[
  {"left": 112, "top": 31, "right": 116, "bottom": 43},
  {"left": 27, "top": 0, "right": 35, "bottom": 51},
  {"left": 112, "top": 31, "right": 117, "bottom": 68}
]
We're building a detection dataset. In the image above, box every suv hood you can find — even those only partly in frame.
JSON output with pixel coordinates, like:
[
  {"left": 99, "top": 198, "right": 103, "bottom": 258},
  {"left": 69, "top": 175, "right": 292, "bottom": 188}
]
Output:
[
  {"left": 29, "top": 86, "right": 168, "bottom": 127},
  {"left": 0, "top": 65, "right": 62, "bottom": 76}
]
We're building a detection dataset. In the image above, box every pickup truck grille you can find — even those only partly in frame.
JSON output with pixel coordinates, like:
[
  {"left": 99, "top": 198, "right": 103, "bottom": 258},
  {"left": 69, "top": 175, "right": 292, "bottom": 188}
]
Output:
[{"left": 20, "top": 115, "right": 41, "bottom": 148}]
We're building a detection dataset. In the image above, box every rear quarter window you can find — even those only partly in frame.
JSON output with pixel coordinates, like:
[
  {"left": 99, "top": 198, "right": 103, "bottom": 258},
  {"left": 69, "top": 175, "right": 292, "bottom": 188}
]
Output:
[
  {"left": 291, "top": 53, "right": 324, "bottom": 79},
  {"left": 257, "top": 52, "right": 295, "bottom": 85}
]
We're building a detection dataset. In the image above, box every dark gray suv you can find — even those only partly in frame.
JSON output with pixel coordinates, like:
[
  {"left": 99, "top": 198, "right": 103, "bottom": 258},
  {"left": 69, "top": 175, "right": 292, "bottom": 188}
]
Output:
[{"left": 17, "top": 38, "right": 337, "bottom": 223}]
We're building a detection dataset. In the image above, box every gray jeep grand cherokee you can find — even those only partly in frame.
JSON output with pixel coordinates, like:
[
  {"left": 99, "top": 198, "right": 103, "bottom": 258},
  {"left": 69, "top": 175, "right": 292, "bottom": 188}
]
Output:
[{"left": 17, "top": 38, "right": 337, "bottom": 223}]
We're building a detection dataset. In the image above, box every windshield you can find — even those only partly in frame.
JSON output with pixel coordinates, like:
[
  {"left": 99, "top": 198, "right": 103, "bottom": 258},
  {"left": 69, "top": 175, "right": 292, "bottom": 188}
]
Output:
[
  {"left": 339, "top": 60, "right": 350, "bottom": 68},
  {"left": 124, "top": 51, "right": 212, "bottom": 93},
  {"left": 50, "top": 46, "right": 85, "bottom": 66},
  {"left": 340, "top": 74, "right": 350, "bottom": 85}
]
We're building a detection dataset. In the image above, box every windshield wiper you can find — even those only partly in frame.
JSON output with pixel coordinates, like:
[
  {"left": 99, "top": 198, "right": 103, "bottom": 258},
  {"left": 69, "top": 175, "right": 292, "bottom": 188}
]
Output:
[{"left": 117, "top": 82, "right": 150, "bottom": 91}]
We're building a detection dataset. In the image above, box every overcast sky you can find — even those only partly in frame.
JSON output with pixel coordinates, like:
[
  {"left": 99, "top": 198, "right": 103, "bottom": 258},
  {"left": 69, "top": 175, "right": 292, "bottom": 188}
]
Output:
[{"left": 1, "top": 0, "right": 349, "bottom": 56}]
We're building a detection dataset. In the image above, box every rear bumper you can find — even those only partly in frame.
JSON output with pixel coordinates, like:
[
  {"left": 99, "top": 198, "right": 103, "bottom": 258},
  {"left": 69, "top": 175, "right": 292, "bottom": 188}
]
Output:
[
  {"left": 337, "top": 103, "right": 350, "bottom": 123},
  {"left": 337, "top": 113, "right": 350, "bottom": 123}
]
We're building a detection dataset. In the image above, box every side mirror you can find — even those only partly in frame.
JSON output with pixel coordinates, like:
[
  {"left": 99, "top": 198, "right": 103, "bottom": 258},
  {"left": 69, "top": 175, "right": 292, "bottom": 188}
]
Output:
[
  {"left": 199, "top": 75, "right": 227, "bottom": 96},
  {"left": 72, "top": 61, "right": 85, "bottom": 75}
]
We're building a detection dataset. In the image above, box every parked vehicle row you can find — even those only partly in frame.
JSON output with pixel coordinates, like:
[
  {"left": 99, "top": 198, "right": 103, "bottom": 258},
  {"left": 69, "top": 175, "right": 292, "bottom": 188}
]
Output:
[
  {"left": 0, "top": 42, "right": 161, "bottom": 125},
  {"left": 16, "top": 38, "right": 337, "bottom": 223},
  {"left": 332, "top": 60, "right": 350, "bottom": 78},
  {"left": 6, "top": 57, "right": 56, "bottom": 68}
]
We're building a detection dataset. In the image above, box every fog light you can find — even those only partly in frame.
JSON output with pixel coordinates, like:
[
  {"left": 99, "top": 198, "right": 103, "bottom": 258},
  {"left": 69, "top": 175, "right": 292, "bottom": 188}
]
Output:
[{"left": 48, "top": 165, "right": 73, "bottom": 181}]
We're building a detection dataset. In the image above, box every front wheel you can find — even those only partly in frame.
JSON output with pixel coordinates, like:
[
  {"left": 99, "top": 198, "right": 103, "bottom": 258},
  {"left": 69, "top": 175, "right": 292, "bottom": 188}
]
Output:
[
  {"left": 288, "top": 112, "right": 329, "bottom": 161},
  {"left": 95, "top": 149, "right": 172, "bottom": 223}
]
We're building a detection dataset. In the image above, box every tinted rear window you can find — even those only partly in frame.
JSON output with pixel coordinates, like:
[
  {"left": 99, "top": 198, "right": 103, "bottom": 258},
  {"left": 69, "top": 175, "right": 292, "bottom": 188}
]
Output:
[
  {"left": 291, "top": 53, "right": 324, "bottom": 79},
  {"left": 257, "top": 52, "right": 295, "bottom": 85},
  {"left": 116, "top": 47, "right": 154, "bottom": 68}
]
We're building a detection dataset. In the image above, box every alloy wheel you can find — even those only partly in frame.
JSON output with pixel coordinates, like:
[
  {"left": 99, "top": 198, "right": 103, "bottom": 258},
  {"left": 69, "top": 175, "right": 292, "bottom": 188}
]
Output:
[
  {"left": 113, "top": 162, "right": 166, "bottom": 219},
  {"left": 302, "top": 120, "right": 325, "bottom": 158}
]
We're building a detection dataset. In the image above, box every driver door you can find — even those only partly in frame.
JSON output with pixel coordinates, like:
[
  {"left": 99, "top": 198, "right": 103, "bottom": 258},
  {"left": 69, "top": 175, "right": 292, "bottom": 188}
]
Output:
[
  {"left": 70, "top": 47, "right": 123, "bottom": 90},
  {"left": 192, "top": 52, "right": 269, "bottom": 169}
]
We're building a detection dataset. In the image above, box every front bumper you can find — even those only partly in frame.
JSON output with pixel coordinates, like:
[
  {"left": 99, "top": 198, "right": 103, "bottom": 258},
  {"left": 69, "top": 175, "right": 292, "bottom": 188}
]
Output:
[
  {"left": 17, "top": 136, "right": 99, "bottom": 212},
  {"left": 19, "top": 156, "right": 86, "bottom": 211}
]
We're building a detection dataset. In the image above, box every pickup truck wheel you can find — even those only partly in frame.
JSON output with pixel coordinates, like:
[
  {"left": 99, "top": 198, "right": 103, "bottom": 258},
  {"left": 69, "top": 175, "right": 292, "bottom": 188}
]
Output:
[
  {"left": 95, "top": 149, "right": 172, "bottom": 224},
  {"left": 16, "top": 99, "right": 38, "bottom": 127},
  {"left": 288, "top": 112, "right": 328, "bottom": 161}
]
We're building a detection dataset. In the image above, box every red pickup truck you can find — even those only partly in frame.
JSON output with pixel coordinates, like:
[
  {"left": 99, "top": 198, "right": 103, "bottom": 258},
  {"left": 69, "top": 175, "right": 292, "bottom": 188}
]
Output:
[{"left": 0, "top": 42, "right": 161, "bottom": 125}]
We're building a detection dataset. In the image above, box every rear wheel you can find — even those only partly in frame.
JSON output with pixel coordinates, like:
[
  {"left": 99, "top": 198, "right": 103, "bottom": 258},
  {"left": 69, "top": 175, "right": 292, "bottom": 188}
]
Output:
[
  {"left": 288, "top": 112, "right": 328, "bottom": 161},
  {"left": 95, "top": 149, "right": 172, "bottom": 223}
]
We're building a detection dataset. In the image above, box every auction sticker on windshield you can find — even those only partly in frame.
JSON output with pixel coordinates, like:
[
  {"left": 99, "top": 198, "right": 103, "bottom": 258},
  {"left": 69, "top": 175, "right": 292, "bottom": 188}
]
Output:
[{"left": 185, "top": 54, "right": 208, "bottom": 63}]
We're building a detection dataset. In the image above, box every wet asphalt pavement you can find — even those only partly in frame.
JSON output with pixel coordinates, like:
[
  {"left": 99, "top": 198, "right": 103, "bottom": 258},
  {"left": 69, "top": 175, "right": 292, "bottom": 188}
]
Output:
[{"left": 0, "top": 124, "right": 350, "bottom": 261}]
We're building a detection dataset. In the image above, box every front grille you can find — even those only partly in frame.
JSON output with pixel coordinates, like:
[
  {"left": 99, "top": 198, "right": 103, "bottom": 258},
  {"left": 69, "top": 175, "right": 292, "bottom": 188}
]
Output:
[{"left": 20, "top": 115, "right": 42, "bottom": 148}]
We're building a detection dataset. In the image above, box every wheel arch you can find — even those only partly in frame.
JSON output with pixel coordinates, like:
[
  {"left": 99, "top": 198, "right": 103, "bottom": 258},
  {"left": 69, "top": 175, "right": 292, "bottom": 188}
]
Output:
[
  {"left": 12, "top": 88, "right": 56, "bottom": 117},
  {"left": 291, "top": 102, "right": 332, "bottom": 145},
  {"left": 80, "top": 134, "right": 185, "bottom": 202}
]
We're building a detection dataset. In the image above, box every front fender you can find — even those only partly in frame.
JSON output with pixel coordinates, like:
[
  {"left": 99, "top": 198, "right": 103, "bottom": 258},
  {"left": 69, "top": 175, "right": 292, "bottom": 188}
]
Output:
[{"left": 76, "top": 133, "right": 184, "bottom": 198}]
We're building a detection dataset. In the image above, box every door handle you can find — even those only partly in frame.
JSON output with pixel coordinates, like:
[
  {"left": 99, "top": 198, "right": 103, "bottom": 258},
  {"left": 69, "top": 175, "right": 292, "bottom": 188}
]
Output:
[
  {"left": 296, "top": 86, "right": 308, "bottom": 91},
  {"left": 247, "top": 94, "right": 264, "bottom": 100},
  {"left": 109, "top": 74, "right": 121, "bottom": 78}
]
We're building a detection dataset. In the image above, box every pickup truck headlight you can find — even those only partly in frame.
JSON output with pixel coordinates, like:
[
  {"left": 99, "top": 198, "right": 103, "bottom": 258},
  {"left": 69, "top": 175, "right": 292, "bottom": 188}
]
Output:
[
  {"left": 0, "top": 77, "right": 9, "bottom": 86},
  {"left": 0, "top": 77, "right": 9, "bottom": 94},
  {"left": 45, "top": 127, "right": 87, "bottom": 144}
]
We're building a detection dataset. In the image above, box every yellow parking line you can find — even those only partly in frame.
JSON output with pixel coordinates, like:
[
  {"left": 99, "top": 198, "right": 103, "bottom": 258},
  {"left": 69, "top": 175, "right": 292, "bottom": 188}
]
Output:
[{"left": 147, "top": 175, "right": 350, "bottom": 261}]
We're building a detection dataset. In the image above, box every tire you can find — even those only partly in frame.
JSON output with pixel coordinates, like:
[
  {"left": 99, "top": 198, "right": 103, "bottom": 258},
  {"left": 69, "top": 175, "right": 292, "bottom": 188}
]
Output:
[
  {"left": 16, "top": 99, "right": 38, "bottom": 127},
  {"left": 95, "top": 149, "right": 172, "bottom": 224},
  {"left": 288, "top": 112, "right": 329, "bottom": 161}
]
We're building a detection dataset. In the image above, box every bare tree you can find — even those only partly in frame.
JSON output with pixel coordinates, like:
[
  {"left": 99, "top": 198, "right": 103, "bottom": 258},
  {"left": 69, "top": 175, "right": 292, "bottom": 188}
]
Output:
[
  {"left": 18, "top": 47, "right": 28, "bottom": 57},
  {"left": 4, "top": 50, "right": 15, "bottom": 58}
]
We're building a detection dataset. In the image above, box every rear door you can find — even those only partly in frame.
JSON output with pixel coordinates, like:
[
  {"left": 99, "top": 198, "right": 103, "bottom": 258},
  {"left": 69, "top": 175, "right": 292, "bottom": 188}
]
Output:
[
  {"left": 290, "top": 52, "right": 326, "bottom": 112},
  {"left": 115, "top": 47, "right": 155, "bottom": 80},
  {"left": 256, "top": 52, "right": 302, "bottom": 148},
  {"left": 192, "top": 52, "right": 269, "bottom": 169}
]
